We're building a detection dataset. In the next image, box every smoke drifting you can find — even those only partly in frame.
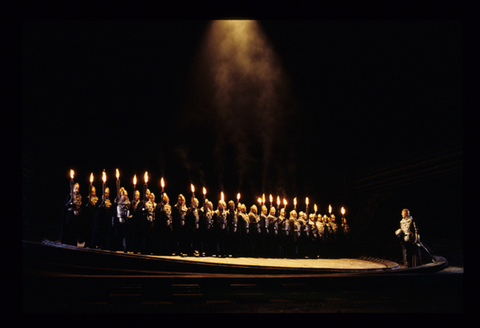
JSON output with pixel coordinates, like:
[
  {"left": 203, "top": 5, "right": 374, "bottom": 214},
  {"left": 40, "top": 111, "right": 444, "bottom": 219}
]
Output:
[{"left": 183, "top": 20, "right": 295, "bottom": 196}]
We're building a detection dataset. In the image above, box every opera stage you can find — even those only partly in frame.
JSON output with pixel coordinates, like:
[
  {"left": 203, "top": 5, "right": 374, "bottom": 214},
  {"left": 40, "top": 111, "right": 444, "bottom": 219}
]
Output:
[
  {"left": 22, "top": 240, "right": 462, "bottom": 313},
  {"left": 23, "top": 239, "right": 447, "bottom": 276}
]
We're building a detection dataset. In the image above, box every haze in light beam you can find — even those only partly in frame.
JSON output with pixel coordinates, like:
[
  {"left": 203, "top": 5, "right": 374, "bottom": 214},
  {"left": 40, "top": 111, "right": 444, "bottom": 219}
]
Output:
[{"left": 187, "top": 20, "right": 294, "bottom": 194}]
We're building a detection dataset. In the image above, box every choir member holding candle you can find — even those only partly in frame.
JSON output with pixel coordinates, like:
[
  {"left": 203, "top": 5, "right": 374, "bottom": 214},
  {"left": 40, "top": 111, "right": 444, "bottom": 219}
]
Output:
[
  {"left": 82, "top": 175, "right": 98, "bottom": 249},
  {"left": 247, "top": 204, "right": 260, "bottom": 257},
  {"left": 297, "top": 211, "right": 307, "bottom": 258},
  {"left": 226, "top": 200, "right": 237, "bottom": 258},
  {"left": 266, "top": 206, "right": 277, "bottom": 258},
  {"left": 237, "top": 203, "right": 248, "bottom": 257},
  {"left": 129, "top": 189, "right": 141, "bottom": 253},
  {"left": 286, "top": 209, "right": 298, "bottom": 258},
  {"left": 157, "top": 193, "right": 173, "bottom": 255},
  {"left": 259, "top": 205, "right": 268, "bottom": 258},
  {"left": 277, "top": 208, "right": 287, "bottom": 258},
  {"left": 200, "top": 200, "right": 214, "bottom": 256},
  {"left": 213, "top": 199, "right": 228, "bottom": 257},
  {"left": 185, "top": 197, "right": 199, "bottom": 256},
  {"left": 111, "top": 187, "right": 130, "bottom": 252},
  {"left": 306, "top": 213, "right": 318, "bottom": 258},
  {"left": 172, "top": 194, "right": 187, "bottom": 256},
  {"left": 91, "top": 171, "right": 113, "bottom": 250},
  {"left": 61, "top": 170, "right": 82, "bottom": 246}
]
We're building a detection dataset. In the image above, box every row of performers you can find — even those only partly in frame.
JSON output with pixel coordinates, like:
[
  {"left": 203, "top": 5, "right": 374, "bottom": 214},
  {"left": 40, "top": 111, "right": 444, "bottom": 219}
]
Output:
[{"left": 61, "top": 183, "right": 351, "bottom": 258}]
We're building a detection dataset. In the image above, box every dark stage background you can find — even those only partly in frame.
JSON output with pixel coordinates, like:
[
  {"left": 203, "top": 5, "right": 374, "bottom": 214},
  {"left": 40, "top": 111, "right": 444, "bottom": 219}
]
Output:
[{"left": 22, "top": 20, "right": 462, "bottom": 258}]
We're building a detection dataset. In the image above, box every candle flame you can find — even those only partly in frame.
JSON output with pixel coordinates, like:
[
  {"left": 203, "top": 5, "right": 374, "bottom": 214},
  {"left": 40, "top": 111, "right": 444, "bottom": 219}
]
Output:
[
  {"left": 269, "top": 194, "right": 273, "bottom": 203},
  {"left": 133, "top": 175, "right": 137, "bottom": 186},
  {"left": 70, "top": 169, "right": 74, "bottom": 180},
  {"left": 314, "top": 204, "right": 317, "bottom": 212},
  {"left": 277, "top": 196, "right": 280, "bottom": 206},
  {"left": 341, "top": 207, "right": 345, "bottom": 215},
  {"left": 306, "top": 197, "right": 309, "bottom": 206},
  {"left": 221, "top": 191, "right": 224, "bottom": 202},
  {"left": 257, "top": 197, "right": 262, "bottom": 204},
  {"left": 294, "top": 197, "right": 297, "bottom": 206},
  {"left": 102, "top": 171, "right": 106, "bottom": 183},
  {"left": 237, "top": 192, "right": 240, "bottom": 200},
  {"left": 283, "top": 198, "right": 287, "bottom": 206},
  {"left": 262, "top": 193, "right": 265, "bottom": 204},
  {"left": 116, "top": 168, "right": 119, "bottom": 179},
  {"left": 191, "top": 184, "right": 195, "bottom": 193},
  {"left": 90, "top": 173, "right": 94, "bottom": 183},
  {"left": 161, "top": 177, "right": 165, "bottom": 188},
  {"left": 328, "top": 204, "right": 332, "bottom": 214},
  {"left": 144, "top": 171, "right": 148, "bottom": 183},
  {"left": 203, "top": 187, "right": 207, "bottom": 195}
]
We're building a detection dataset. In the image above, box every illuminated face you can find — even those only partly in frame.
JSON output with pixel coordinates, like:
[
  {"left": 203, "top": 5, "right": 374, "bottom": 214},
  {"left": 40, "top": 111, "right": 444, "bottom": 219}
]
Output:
[
  {"left": 229, "top": 201, "right": 235, "bottom": 210},
  {"left": 270, "top": 207, "right": 276, "bottom": 215},
  {"left": 105, "top": 187, "right": 110, "bottom": 198},
  {"left": 91, "top": 186, "right": 96, "bottom": 196},
  {"left": 178, "top": 195, "right": 184, "bottom": 205},
  {"left": 402, "top": 209, "right": 410, "bottom": 218},
  {"left": 241, "top": 205, "right": 247, "bottom": 213},
  {"left": 262, "top": 206, "right": 267, "bottom": 215},
  {"left": 134, "top": 190, "right": 140, "bottom": 200},
  {"left": 73, "top": 183, "right": 79, "bottom": 194},
  {"left": 218, "top": 201, "right": 224, "bottom": 210},
  {"left": 150, "top": 193, "right": 155, "bottom": 202},
  {"left": 193, "top": 198, "right": 199, "bottom": 208},
  {"left": 280, "top": 208, "right": 285, "bottom": 216}
]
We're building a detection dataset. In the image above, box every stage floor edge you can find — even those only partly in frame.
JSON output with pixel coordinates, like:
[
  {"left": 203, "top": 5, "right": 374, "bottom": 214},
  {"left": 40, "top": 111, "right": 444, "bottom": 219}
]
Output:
[{"left": 22, "top": 240, "right": 449, "bottom": 275}]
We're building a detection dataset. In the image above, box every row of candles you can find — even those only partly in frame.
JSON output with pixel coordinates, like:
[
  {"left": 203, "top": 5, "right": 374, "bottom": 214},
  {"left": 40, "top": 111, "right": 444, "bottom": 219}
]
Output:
[{"left": 69, "top": 169, "right": 347, "bottom": 218}]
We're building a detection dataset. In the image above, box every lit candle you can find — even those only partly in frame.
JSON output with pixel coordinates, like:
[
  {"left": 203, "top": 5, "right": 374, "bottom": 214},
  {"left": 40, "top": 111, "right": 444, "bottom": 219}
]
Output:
[
  {"left": 203, "top": 187, "right": 207, "bottom": 206},
  {"left": 294, "top": 197, "right": 297, "bottom": 210},
  {"left": 221, "top": 191, "right": 224, "bottom": 203},
  {"left": 341, "top": 206, "right": 345, "bottom": 218},
  {"left": 257, "top": 197, "right": 262, "bottom": 212},
  {"left": 262, "top": 194, "right": 265, "bottom": 207},
  {"left": 116, "top": 168, "right": 120, "bottom": 200},
  {"left": 283, "top": 198, "right": 287, "bottom": 209},
  {"left": 133, "top": 174, "right": 137, "bottom": 198},
  {"left": 237, "top": 192, "right": 241, "bottom": 205},
  {"left": 69, "top": 169, "right": 74, "bottom": 201},
  {"left": 102, "top": 170, "right": 106, "bottom": 199},
  {"left": 89, "top": 172, "right": 93, "bottom": 200},
  {"left": 277, "top": 196, "right": 280, "bottom": 215},
  {"left": 161, "top": 177, "right": 165, "bottom": 193},
  {"left": 191, "top": 184, "right": 195, "bottom": 198},
  {"left": 328, "top": 204, "right": 332, "bottom": 216},
  {"left": 314, "top": 204, "right": 317, "bottom": 216},
  {"left": 143, "top": 171, "right": 148, "bottom": 202},
  {"left": 305, "top": 197, "right": 309, "bottom": 216},
  {"left": 269, "top": 194, "right": 273, "bottom": 208}
]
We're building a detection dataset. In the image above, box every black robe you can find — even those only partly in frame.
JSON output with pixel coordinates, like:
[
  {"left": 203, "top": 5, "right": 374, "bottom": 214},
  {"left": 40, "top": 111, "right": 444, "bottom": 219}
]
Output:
[
  {"left": 90, "top": 195, "right": 113, "bottom": 249},
  {"left": 60, "top": 193, "right": 82, "bottom": 246}
]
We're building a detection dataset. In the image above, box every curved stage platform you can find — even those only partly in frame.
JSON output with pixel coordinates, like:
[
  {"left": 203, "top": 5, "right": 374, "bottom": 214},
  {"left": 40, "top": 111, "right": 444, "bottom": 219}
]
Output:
[{"left": 22, "top": 239, "right": 448, "bottom": 276}]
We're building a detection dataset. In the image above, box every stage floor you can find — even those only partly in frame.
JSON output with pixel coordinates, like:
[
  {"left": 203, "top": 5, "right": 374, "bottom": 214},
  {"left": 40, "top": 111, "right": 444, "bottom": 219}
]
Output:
[
  {"left": 134, "top": 253, "right": 399, "bottom": 271},
  {"left": 23, "top": 240, "right": 449, "bottom": 275}
]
